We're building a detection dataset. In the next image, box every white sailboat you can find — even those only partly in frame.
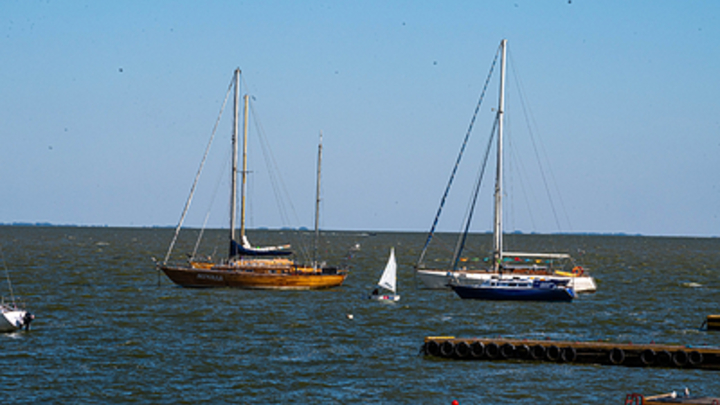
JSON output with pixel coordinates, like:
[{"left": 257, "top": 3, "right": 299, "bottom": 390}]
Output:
[
  {"left": 369, "top": 248, "right": 400, "bottom": 301},
  {"left": 1, "top": 247, "right": 34, "bottom": 333},
  {"left": 415, "top": 39, "right": 596, "bottom": 293},
  {"left": 1, "top": 304, "right": 34, "bottom": 333}
]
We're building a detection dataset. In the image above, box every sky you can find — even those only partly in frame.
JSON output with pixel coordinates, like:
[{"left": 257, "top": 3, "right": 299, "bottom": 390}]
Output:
[{"left": 1, "top": 1, "right": 719, "bottom": 237}]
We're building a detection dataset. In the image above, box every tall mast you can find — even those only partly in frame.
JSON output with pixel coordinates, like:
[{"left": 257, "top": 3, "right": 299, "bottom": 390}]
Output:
[
  {"left": 313, "top": 131, "right": 323, "bottom": 269},
  {"left": 493, "top": 39, "right": 507, "bottom": 271},
  {"left": 240, "top": 93, "right": 249, "bottom": 240},
  {"left": 230, "top": 68, "right": 240, "bottom": 249}
]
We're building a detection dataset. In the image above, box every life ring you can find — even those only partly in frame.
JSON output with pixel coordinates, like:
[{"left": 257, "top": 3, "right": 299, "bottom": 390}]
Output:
[{"left": 572, "top": 266, "right": 584, "bottom": 276}]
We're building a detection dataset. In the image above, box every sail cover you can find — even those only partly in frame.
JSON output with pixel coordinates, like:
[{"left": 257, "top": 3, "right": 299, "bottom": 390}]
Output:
[{"left": 230, "top": 235, "right": 293, "bottom": 257}]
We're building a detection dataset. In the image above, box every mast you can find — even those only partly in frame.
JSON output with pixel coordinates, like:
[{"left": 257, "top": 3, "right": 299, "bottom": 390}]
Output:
[
  {"left": 313, "top": 131, "right": 323, "bottom": 269},
  {"left": 230, "top": 68, "right": 240, "bottom": 251},
  {"left": 493, "top": 39, "right": 507, "bottom": 271},
  {"left": 240, "top": 93, "right": 249, "bottom": 241}
]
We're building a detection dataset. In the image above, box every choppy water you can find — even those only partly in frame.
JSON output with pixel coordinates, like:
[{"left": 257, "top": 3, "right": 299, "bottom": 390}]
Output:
[{"left": 1, "top": 226, "right": 719, "bottom": 404}]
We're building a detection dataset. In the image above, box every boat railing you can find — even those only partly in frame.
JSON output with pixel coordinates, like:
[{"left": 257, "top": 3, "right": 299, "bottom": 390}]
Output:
[{"left": 0, "top": 296, "right": 26, "bottom": 311}]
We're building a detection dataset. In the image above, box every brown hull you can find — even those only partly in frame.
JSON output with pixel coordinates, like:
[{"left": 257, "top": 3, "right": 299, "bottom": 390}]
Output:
[{"left": 159, "top": 263, "right": 347, "bottom": 290}]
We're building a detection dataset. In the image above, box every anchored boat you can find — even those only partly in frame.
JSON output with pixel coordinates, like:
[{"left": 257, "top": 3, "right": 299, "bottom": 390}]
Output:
[
  {"left": 158, "top": 69, "right": 347, "bottom": 289},
  {"left": 450, "top": 277, "right": 575, "bottom": 302},
  {"left": 414, "top": 39, "right": 596, "bottom": 293}
]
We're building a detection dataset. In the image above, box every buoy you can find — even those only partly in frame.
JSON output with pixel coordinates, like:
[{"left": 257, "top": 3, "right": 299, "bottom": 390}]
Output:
[
  {"left": 452, "top": 401, "right": 459, "bottom": 405},
  {"left": 346, "top": 314, "right": 354, "bottom": 320}
]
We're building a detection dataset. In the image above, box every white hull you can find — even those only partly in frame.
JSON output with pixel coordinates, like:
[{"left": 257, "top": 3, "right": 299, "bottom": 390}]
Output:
[
  {"left": 369, "top": 293, "right": 400, "bottom": 302},
  {"left": 0, "top": 309, "right": 30, "bottom": 333},
  {"left": 416, "top": 269, "right": 596, "bottom": 293}
]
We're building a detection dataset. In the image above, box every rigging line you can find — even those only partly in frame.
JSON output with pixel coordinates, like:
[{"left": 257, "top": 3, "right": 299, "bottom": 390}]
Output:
[
  {"left": 508, "top": 50, "right": 565, "bottom": 231},
  {"left": 248, "top": 102, "right": 311, "bottom": 261},
  {"left": 0, "top": 245, "right": 16, "bottom": 306},
  {"left": 163, "top": 73, "right": 235, "bottom": 264},
  {"left": 451, "top": 115, "right": 497, "bottom": 271},
  {"left": 249, "top": 104, "right": 296, "bottom": 228},
  {"left": 242, "top": 73, "right": 311, "bottom": 258},
  {"left": 506, "top": 130, "right": 538, "bottom": 231},
  {"left": 416, "top": 43, "right": 502, "bottom": 268},
  {"left": 192, "top": 149, "right": 232, "bottom": 259}
]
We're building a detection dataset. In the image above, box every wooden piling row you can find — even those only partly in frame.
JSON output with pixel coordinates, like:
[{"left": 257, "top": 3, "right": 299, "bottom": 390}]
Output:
[{"left": 423, "top": 336, "right": 720, "bottom": 370}]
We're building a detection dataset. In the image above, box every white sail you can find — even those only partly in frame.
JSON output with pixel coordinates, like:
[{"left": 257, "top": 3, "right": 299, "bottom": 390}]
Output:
[{"left": 377, "top": 248, "right": 397, "bottom": 293}]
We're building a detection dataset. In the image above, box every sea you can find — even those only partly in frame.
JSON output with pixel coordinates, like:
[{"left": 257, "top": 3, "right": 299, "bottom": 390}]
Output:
[{"left": 1, "top": 226, "right": 718, "bottom": 404}]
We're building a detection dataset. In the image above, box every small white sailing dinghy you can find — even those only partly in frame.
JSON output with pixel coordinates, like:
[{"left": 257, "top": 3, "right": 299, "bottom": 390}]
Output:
[
  {"left": 369, "top": 248, "right": 400, "bottom": 302},
  {"left": 1, "top": 303, "right": 34, "bottom": 333},
  {"left": 1, "top": 247, "right": 34, "bottom": 333}
]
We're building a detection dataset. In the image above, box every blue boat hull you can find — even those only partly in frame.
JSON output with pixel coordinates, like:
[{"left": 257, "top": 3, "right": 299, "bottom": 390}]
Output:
[{"left": 450, "top": 285, "right": 574, "bottom": 302}]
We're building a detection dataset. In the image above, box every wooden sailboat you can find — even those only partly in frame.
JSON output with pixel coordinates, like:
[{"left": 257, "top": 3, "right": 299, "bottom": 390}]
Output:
[
  {"left": 415, "top": 40, "right": 596, "bottom": 293},
  {"left": 369, "top": 247, "right": 400, "bottom": 301},
  {"left": 158, "top": 69, "right": 347, "bottom": 289}
]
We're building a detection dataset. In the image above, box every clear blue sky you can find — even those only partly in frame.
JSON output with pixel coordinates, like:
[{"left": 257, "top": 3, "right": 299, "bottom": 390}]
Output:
[{"left": 2, "top": 1, "right": 719, "bottom": 237}]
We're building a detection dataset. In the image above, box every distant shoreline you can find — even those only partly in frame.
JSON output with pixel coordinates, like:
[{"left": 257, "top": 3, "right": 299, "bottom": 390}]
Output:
[{"left": 1, "top": 222, "right": 717, "bottom": 239}]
